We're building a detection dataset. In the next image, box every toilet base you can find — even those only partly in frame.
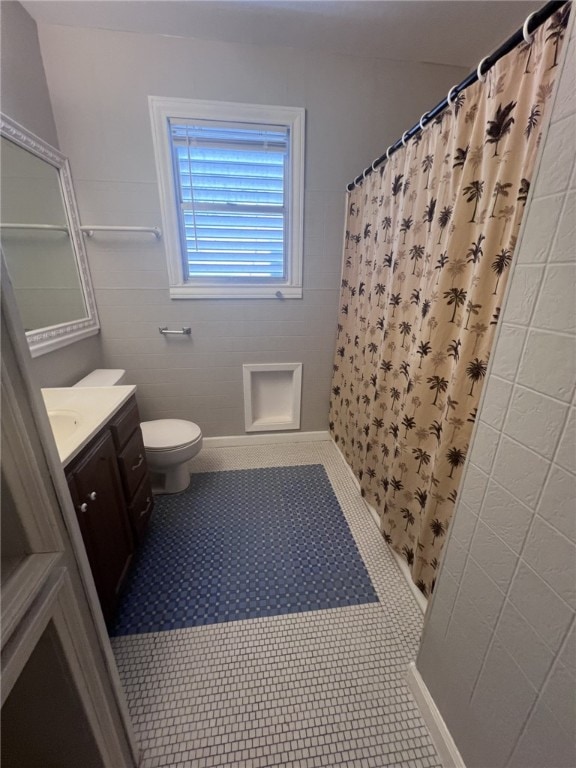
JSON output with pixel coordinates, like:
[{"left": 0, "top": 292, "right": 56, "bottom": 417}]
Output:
[{"left": 150, "top": 463, "right": 191, "bottom": 495}]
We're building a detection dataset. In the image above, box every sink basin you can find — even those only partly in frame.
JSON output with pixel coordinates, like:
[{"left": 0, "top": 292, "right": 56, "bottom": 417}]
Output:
[
  {"left": 41, "top": 385, "right": 136, "bottom": 465},
  {"left": 47, "top": 409, "right": 81, "bottom": 442}
]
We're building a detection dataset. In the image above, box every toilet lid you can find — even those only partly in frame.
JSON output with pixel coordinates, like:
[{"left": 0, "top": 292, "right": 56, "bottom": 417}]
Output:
[{"left": 140, "top": 419, "right": 202, "bottom": 450}]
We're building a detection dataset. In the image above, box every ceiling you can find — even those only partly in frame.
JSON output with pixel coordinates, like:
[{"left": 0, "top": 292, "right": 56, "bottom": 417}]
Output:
[{"left": 22, "top": 0, "right": 542, "bottom": 69}]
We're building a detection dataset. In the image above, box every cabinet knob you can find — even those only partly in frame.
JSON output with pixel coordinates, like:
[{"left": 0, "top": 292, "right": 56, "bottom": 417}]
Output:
[
  {"left": 79, "top": 503, "right": 88, "bottom": 513},
  {"left": 131, "top": 454, "right": 144, "bottom": 471},
  {"left": 88, "top": 491, "right": 97, "bottom": 501}
]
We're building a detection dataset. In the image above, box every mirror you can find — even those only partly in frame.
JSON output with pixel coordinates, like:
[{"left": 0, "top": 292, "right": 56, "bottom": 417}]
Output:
[
  {"left": 1, "top": 137, "right": 87, "bottom": 331},
  {"left": 0, "top": 114, "right": 99, "bottom": 357}
]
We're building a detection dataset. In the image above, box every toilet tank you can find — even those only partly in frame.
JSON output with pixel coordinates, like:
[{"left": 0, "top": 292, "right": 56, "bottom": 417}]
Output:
[{"left": 74, "top": 369, "right": 127, "bottom": 387}]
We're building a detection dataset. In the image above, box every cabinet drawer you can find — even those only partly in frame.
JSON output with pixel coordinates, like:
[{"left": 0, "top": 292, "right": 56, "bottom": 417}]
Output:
[
  {"left": 110, "top": 397, "right": 141, "bottom": 451},
  {"left": 129, "top": 478, "right": 154, "bottom": 542},
  {"left": 117, "top": 428, "right": 148, "bottom": 500}
]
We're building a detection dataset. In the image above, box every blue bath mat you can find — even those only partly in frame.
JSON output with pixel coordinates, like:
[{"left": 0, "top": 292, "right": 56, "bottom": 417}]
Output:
[{"left": 111, "top": 464, "right": 378, "bottom": 635}]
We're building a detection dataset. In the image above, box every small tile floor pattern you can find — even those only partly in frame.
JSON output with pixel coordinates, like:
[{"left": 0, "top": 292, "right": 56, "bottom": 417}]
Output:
[
  {"left": 112, "top": 465, "right": 378, "bottom": 635},
  {"left": 111, "top": 441, "right": 442, "bottom": 768}
]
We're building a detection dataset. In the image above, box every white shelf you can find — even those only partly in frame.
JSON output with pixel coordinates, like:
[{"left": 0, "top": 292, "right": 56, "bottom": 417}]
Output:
[{"left": 243, "top": 363, "right": 302, "bottom": 432}]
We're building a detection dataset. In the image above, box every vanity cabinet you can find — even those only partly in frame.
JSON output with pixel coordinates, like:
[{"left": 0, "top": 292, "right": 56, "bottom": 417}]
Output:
[
  {"left": 67, "top": 431, "right": 133, "bottom": 624},
  {"left": 110, "top": 398, "right": 154, "bottom": 543},
  {"left": 65, "top": 394, "right": 153, "bottom": 623}
]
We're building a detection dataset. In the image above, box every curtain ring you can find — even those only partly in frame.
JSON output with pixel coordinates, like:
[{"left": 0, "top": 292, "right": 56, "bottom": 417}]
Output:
[
  {"left": 523, "top": 11, "right": 538, "bottom": 43},
  {"left": 401, "top": 131, "right": 409, "bottom": 147},
  {"left": 476, "top": 56, "right": 490, "bottom": 82},
  {"left": 386, "top": 145, "right": 393, "bottom": 160},
  {"left": 362, "top": 168, "right": 369, "bottom": 179},
  {"left": 447, "top": 85, "right": 458, "bottom": 106},
  {"left": 371, "top": 159, "right": 379, "bottom": 171},
  {"left": 419, "top": 113, "right": 428, "bottom": 130}
]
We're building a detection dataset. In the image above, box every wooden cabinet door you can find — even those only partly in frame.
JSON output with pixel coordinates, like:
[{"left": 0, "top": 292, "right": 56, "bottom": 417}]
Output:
[{"left": 67, "top": 430, "right": 133, "bottom": 623}]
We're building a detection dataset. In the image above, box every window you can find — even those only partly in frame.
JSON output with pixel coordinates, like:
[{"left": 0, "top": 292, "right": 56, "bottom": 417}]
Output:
[{"left": 149, "top": 98, "right": 304, "bottom": 299}]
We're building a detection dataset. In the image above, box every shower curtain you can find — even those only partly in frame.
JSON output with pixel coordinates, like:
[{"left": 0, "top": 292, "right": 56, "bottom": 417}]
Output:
[{"left": 329, "top": 7, "right": 570, "bottom": 595}]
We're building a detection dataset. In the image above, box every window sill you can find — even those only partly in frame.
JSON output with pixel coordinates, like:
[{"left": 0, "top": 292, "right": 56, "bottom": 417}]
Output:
[{"left": 169, "top": 285, "right": 303, "bottom": 300}]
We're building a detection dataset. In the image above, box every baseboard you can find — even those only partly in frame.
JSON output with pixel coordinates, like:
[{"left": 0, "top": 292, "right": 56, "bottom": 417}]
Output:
[
  {"left": 406, "top": 662, "right": 466, "bottom": 768},
  {"left": 202, "top": 430, "right": 330, "bottom": 448},
  {"left": 389, "top": 548, "right": 428, "bottom": 614}
]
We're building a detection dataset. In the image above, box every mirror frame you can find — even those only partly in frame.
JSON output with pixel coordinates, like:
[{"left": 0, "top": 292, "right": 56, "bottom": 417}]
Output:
[{"left": 1, "top": 113, "right": 99, "bottom": 357}]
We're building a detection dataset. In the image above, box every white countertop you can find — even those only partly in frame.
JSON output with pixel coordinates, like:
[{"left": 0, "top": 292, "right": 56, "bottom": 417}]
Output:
[{"left": 41, "top": 385, "right": 136, "bottom": 466}]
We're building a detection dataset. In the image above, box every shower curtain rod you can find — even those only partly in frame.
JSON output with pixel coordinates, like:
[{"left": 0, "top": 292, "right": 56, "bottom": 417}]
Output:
[{"left": 347, "top": 0, "right": 568, "bottom": 191}]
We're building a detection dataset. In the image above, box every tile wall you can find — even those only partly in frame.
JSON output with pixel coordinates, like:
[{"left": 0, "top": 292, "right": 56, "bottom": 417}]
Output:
[
  {"left": 36, "top": 21, "right": 467, "bottom": 435},
  {"left": 417, "top": 25, "right": 575, "bottom": 768}
]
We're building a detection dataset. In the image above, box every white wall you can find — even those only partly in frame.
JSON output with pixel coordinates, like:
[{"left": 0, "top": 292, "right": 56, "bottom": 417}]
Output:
[
  {"left": 0, "top": 1, "right": 58, "bottom": 147},
  {"left": 0, "top": 1, "right": 103, "bottom": 388},
  {"left": 36, "top": 20, "right": 467, "bottom": 436},
  {"left": 417, "top": 27, "right": 576, "bottom": 768}
]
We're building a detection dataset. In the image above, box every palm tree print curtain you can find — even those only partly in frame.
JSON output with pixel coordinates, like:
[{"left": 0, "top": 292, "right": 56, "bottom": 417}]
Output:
[{"left": 329, "top": 7, "right": 570, "bottom": 596}]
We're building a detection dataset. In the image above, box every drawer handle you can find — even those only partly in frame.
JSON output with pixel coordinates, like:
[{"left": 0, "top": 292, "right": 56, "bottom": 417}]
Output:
[
  {"left": 79, "top": 503, "right": 88, "bottom": 513},
  {"left": 139, "top": 497, "right": 152, "bottom": 518},
  {"left": 131, "top": 454, "right": 144, "bottom": 471},
  {"left": 88, "top": 491, "right": 97, "bottom": 501}
]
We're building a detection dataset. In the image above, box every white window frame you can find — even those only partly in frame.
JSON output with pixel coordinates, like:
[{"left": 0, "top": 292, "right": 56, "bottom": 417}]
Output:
[{"left": 149, "top": 96, "right": 304, "bottom": 299}]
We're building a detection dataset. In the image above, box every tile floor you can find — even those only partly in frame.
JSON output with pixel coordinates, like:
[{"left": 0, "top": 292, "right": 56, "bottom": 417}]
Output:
[
  {"left": 111, "top": 440, "right": 441, "bottom": 768},
  {"left": 112, "top": 464, "right": 378, "bottom": 635}
]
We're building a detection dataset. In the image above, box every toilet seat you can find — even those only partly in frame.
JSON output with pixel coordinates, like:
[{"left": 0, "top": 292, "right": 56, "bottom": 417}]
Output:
[
  {"left": 141, "top": 419, "right": 202, "bottom": 451},
  {"left": 146, "top": 440, "right": 202, "bottom": 454}
]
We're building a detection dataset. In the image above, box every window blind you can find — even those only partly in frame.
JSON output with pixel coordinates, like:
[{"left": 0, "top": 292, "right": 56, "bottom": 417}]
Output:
[{"left": 169, "top": 120, "right": 289, "bottom": 280}]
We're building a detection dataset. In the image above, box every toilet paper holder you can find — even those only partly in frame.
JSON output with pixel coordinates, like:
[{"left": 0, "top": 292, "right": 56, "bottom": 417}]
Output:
[{"left": 159, "top": 327, "right": 191, "bottom": 336}]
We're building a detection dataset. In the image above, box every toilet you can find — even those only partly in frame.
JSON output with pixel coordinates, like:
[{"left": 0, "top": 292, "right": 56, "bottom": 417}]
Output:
[
  {"left": 74, "top": 369, "right": 203, "bottom": 494},
  {"left": 139, "top": 419, "right": 202, "bottom": 494}
]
